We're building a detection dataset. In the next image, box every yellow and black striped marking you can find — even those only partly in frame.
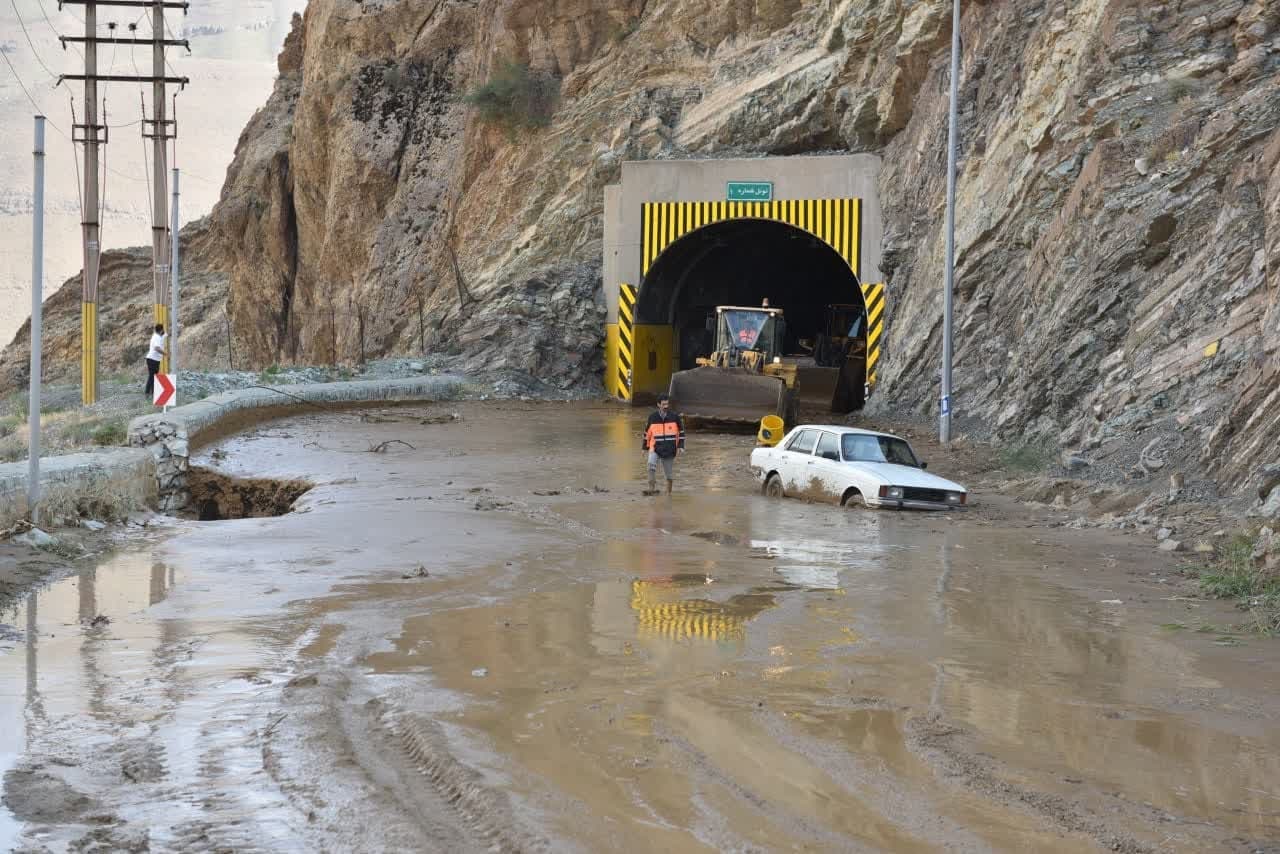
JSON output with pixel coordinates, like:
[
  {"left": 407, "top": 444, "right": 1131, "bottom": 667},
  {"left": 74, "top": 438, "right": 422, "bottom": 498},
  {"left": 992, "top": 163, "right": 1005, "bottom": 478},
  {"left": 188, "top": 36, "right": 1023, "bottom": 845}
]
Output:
[
  {"left": 642, "top": 198, "right": 862, "bottom": 277},
  {"left": 616, "top": 283, "right": 637, "bottom": 400},
  {"left": 81, "top": 302, "right": 97, "bottom": 405},
  {"left": 861, "top": 282, "right": 885, "bottom": 389}
]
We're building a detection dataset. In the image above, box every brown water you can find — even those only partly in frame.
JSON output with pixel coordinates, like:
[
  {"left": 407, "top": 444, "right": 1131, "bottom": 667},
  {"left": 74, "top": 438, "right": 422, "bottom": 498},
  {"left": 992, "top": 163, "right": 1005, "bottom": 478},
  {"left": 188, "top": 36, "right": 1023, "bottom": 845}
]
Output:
[{"left": 2, "top": 402, "right": 1278, "bottom": 851}]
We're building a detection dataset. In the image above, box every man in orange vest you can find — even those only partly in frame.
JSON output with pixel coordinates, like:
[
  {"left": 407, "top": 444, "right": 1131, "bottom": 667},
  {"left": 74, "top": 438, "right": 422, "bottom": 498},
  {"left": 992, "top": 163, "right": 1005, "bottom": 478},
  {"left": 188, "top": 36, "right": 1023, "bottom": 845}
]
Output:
[{"left": 643, "top": 393, "right": 686, "bottom": 495}]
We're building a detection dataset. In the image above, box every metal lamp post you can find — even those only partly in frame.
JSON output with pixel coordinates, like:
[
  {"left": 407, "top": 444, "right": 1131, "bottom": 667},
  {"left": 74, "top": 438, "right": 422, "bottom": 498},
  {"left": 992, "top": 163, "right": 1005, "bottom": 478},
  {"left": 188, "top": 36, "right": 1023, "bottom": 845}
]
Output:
[{"left": 940, "top": 0, "right": 960, "bottom": 444}]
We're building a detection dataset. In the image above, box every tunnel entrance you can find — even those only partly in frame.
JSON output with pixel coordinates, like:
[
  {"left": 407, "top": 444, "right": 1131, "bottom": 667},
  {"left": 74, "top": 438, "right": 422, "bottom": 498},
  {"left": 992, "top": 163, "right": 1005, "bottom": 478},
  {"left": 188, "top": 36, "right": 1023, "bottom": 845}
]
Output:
[{"left": 635, "top": 218, "right": 866, "bottom": 394}]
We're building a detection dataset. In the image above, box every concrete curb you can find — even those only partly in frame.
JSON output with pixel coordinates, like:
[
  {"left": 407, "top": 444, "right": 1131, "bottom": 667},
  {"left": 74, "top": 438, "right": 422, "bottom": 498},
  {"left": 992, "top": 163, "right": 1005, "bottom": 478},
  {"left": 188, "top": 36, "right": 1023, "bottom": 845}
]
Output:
[
  {"left": 0, "top": 376, "right": 467, "bottom": 529},
  {"left": 1, "top": 448, "right": 156, "bottom": 530},
  {"left": 127, "top": 375, "right": 467, "bottom": 512}
]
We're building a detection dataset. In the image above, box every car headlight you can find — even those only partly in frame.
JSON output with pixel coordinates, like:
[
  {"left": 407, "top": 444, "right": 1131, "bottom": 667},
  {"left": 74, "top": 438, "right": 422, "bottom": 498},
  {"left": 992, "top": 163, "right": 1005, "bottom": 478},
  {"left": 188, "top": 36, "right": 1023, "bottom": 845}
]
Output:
[
  {"left": 946, "top": 492, "right": 966, "bottom": 505},
  {"left": 879, "top": 486, "right": 904, "bottom": 500}
]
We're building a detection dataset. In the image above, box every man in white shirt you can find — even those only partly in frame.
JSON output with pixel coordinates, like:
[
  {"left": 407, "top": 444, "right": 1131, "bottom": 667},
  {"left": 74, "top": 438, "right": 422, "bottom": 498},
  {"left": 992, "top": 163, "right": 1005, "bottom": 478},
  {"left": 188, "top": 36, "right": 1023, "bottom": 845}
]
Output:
[{"left": 145, "top": 324, "right": 166, "bottom": 397}]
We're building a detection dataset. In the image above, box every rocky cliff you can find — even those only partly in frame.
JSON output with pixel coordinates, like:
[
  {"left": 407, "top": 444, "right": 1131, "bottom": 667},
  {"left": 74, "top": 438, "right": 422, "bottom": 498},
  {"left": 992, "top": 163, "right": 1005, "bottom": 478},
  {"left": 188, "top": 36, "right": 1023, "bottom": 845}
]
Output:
[{"left": 3, "top": 0, "right": 1278, "bottom": 501}]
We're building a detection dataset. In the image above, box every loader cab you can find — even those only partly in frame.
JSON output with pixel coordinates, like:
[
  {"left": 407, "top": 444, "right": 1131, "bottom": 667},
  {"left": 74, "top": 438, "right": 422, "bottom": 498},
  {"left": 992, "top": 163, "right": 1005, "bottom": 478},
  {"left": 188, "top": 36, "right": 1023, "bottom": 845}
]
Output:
[
  {"left": 715, "top": 306, "right": 786, "bottom": 365},
  {"left": 814, "top": 303, "right": 868, "bottom": 368}
]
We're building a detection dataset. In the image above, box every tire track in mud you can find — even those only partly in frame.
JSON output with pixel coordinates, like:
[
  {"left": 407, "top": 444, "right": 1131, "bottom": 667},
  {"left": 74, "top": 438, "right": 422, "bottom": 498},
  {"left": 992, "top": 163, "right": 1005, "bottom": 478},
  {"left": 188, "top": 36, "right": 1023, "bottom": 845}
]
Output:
[
  {"left": 470, "top": 491, "right": 608, "bottom": 546},
  {"left": 378, "top": 706, "right": 550, "bottom": 853},
  {"left": 266, "top": 668, "right": 551, "bottom": 853},
  {"left": 904, "top": 711, "right": 1154, "bottom": 854},
  {"left": 649, "top": 721, "right": 865, "bottom": 851}
]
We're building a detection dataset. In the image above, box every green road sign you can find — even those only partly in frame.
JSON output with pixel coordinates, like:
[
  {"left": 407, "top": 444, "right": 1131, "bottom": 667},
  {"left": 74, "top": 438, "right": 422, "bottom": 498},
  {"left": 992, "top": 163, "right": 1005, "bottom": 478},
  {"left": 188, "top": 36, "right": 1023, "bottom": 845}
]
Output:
[{"left": 726, "top": 181, "right": 773, "bottom": 202}]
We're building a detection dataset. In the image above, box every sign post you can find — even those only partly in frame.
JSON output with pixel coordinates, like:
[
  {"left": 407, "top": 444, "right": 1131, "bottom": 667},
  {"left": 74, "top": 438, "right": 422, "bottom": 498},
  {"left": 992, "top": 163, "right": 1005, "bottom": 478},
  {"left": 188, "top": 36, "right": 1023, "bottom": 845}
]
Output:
[
  {"left": 726, "top": 181, "right": 773, "bottom": 202},
  {"left": 153, "top": 373, "right": 175, "bottom": 408}
]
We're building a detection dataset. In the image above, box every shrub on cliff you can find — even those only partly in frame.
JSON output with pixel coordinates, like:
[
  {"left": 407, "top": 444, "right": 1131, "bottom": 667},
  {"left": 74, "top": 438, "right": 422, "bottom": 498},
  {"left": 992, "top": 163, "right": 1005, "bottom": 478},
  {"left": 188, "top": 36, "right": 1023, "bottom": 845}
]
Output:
[{"left": 464, "top": 62, "right": 560, "bottom": 137}]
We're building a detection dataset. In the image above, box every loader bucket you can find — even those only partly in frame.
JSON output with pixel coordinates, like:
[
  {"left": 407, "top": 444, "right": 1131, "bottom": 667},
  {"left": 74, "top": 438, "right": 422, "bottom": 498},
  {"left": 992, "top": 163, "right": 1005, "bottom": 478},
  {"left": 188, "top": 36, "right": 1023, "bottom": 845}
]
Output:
[
  {"left": 668, "top": 367, "right": 792, "bottom": 425},
  {"left": 830, "top": 352, "right": 867, "bottom": 413},
  {"left": 787, "top": 352, "right": 866, "bottom": 414},
  {"left": 794, "top": 364, "right": 840, "bottom": 409}
]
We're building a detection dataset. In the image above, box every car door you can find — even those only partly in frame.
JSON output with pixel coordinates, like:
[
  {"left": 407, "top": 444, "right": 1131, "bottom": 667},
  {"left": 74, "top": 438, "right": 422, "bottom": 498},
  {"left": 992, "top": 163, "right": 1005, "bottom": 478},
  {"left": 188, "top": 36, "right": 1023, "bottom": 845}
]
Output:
[
  {"left": 812, "top": 431, "right": 846, "bottom": 501},
  {"left": 780, "top": 429, "right": 819, "bottom": 491}
]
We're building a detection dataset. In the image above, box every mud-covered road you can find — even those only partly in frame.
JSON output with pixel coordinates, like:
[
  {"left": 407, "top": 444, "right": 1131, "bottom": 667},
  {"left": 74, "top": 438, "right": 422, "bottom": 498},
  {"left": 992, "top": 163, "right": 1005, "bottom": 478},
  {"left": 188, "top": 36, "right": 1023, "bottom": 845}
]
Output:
[{"left": 2, "top": 402, "right": 1279, "bottom": 852}]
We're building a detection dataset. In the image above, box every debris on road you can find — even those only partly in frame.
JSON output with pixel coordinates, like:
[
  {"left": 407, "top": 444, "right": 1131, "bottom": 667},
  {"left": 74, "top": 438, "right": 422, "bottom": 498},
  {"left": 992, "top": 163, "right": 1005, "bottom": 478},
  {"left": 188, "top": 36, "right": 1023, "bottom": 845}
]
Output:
[
  {"left": 420, "top": 412, "right": 462, "bottom": 425},
  {"left": 369, "top": 439, "right": 416, "bottom": 453},
  {"left": 13, "top": 528, "right": 56, "bottom": 549}
]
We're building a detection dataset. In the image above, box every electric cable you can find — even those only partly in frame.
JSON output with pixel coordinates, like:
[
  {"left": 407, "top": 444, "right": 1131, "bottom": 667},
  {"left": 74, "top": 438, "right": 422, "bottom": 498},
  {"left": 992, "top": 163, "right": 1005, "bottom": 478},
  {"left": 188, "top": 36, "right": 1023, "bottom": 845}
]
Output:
[
  {"left": 69, "top": 94, "right": 84, "bottom": 221},
  {"left": 1, "top": 43, "right": 67, "bottom": 136},
  {"left": 35, "top": 0, "right": 81, "bottom": 60},
  {"left": 9, "top": 0, "right": 59, "bottom": 81}
]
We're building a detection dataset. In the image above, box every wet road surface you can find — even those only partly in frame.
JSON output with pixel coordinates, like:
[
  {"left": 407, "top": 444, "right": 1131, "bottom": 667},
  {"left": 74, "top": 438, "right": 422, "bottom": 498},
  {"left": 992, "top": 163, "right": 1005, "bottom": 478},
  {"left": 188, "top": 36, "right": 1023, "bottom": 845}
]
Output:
[{"left": 2, "top": 402, "right": 1279, "bottom": 851}]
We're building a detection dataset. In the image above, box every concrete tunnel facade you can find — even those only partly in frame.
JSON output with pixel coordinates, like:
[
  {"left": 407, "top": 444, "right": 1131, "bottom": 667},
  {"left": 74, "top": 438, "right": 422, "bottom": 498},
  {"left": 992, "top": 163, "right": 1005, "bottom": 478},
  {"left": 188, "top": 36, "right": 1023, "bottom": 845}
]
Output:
[{"left": 602, "top": 155, "right": 887, "bottom": 405}]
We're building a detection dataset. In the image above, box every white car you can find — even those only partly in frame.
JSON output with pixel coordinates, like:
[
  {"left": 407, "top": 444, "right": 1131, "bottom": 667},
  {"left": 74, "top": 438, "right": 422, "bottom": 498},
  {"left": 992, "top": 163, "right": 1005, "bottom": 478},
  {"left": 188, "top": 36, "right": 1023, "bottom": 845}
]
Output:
[{"left": 749, "top": 425, "right": 968, "bottom": 510}]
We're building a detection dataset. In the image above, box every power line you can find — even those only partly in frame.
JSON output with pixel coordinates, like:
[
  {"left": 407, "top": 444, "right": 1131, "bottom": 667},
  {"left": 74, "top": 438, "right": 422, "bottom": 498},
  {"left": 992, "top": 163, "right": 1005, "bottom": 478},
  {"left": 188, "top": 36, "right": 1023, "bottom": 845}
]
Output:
[
  {"left": 100, "top": 98, "right": 108, "bottom": 243},
  {"left": 69, "top": 94, "right": 84, "bottom": 219},
  {"left": 162, "top": 14, "right": 183, "bottom": 76},
  {"left": 34, "top": 0, "right": 82, "bottom": 60},
  {"left": 0, "top": 41, "right": 68, "bottom": 136},
  {"left": 9, "top": 0, "right": 60, "bottom": 81}
]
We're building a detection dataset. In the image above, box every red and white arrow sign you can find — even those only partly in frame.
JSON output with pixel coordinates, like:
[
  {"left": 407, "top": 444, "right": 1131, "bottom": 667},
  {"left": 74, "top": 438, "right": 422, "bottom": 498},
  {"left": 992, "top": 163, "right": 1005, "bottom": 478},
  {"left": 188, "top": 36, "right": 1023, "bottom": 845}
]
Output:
[{"left": 153, "top": 373, "right": 175, "bottom": 407}]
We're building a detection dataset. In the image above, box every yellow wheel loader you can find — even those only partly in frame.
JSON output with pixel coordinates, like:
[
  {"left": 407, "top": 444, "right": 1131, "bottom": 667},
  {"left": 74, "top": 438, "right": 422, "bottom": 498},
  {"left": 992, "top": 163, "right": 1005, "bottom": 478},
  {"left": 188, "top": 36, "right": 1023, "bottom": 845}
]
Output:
[
  {"left": 667, "top": 306, "right": 800, "bottom": 426},
  {"left": 792, "top": 303, "right": 868, "bottom": 414}
]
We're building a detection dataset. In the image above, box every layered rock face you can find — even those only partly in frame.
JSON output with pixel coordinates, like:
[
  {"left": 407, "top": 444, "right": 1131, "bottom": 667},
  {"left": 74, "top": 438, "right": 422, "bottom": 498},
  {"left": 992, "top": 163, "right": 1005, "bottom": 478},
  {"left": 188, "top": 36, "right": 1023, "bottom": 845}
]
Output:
[{"left": 3, "top": 0, "right": 1278, "bottom": 497}]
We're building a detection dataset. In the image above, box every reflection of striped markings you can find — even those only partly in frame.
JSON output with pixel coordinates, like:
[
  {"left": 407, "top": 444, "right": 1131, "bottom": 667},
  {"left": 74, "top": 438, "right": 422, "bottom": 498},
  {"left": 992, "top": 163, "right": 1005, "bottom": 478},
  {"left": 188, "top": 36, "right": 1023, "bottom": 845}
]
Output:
[
  {"left": 630, "top": 598, "right": 746, "bottom": 643},
  {"left": 862, "top": 282, "right": 885, "bottom": 387},
  {"left": 641, "top": 199, "right": 862, "bottom": 277},
  {"left": 617, "top": 283, "right": 638, "bottom": 400}
]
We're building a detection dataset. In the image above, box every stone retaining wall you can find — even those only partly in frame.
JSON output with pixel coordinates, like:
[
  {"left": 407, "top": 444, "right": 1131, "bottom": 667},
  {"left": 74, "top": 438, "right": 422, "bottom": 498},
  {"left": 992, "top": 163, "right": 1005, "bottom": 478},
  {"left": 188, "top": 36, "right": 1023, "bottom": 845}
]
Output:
[
  {"left": 128, "top": 376, "right": 466, "bottom": 512},
  {"left": 0, "top": 448, "right": 156, "bottom": 530},
  {"left": 0, "top": 376, "right": 467, "bottom": 529}
]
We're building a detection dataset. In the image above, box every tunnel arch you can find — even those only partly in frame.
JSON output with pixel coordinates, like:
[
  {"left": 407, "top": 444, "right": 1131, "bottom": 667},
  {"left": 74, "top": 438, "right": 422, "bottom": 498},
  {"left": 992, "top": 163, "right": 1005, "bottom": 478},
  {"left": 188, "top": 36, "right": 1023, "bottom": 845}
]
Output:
[{"left": 636, "top": 218, "right": 866, "bottom": 371}]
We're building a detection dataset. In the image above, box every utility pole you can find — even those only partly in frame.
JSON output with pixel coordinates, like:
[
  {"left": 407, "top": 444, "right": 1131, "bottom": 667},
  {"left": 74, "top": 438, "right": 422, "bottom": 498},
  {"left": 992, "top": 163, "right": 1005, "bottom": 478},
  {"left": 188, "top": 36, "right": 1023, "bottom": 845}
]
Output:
[
  {"left": 58, "top": 0, "right": 190, "bottom": 405},
  {"left": 169, "top": 167, "right": 179, "bottom": 405},
  {"left": 28, "top": 116, "right": 46, "bottom": 526},
  {"left": 940, "top": 0, "right": 960, "bottom": 445},
  {"left": 150, "top": 0, "right": 171, "bottom": 372},
  {"left": 80, "top": 2, "right": 102, "bottom": 406}
]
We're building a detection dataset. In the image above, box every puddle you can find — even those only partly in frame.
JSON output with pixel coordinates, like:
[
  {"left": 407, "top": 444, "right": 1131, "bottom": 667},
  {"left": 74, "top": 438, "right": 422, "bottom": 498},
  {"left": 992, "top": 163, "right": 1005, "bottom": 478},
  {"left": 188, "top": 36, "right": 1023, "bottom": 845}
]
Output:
[
  {"left": 184, "top": 466, "right": 312, "bottom": 520},
  {"left": 0, "top": 549, "right": 177, "bottom": 849}
]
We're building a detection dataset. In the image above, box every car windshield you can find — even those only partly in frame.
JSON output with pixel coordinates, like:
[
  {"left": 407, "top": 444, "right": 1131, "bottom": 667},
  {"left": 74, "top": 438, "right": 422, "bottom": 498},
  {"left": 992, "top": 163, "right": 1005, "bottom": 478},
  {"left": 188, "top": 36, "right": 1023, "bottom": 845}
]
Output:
[{"left": 841, "top": 434, "right": 919, "bottom": 467}]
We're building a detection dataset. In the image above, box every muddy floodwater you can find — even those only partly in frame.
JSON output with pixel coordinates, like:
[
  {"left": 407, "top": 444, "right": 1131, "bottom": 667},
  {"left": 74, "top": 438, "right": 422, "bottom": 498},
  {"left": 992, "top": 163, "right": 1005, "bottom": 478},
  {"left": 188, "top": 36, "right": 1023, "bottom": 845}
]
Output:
[{"left": 2, "top": 402, "right": 1278, "bottom": 852}]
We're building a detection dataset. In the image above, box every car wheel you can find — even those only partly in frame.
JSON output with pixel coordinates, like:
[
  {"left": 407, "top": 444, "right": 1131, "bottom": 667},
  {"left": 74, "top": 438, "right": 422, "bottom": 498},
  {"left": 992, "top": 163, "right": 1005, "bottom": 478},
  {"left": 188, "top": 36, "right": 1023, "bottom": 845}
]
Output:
[
  {"left": 764, "top": 473, "right": 784, "bottom": 498},
  {"left": 840, "top": 489, "right": 865, "bottom": 509}
]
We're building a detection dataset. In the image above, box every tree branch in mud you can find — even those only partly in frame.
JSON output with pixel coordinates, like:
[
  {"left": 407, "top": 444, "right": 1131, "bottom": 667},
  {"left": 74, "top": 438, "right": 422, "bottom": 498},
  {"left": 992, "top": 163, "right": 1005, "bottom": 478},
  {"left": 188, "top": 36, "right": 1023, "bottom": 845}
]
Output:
[{"left": 368, "top": 439, "right": 416, "bottom": 453}]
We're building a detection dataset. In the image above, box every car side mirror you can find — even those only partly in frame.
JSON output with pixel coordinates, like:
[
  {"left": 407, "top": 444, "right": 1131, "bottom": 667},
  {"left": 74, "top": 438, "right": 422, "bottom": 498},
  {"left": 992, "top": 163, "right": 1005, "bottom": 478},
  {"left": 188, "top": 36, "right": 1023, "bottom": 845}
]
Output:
[{"left": 920, "top": 461, "right": 928, "bottom": 470}]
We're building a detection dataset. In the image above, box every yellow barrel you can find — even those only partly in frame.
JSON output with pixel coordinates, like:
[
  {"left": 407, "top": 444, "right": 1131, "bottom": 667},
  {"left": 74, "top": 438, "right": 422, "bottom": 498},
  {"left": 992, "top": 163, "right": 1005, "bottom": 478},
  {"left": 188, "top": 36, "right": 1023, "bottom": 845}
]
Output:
[{"left": 757, "top": 414, "right": 785, "bottom": 447}]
